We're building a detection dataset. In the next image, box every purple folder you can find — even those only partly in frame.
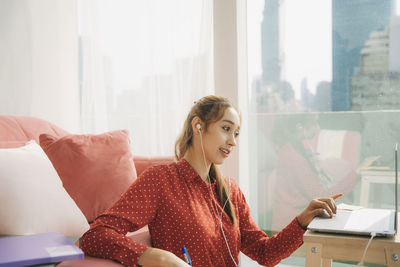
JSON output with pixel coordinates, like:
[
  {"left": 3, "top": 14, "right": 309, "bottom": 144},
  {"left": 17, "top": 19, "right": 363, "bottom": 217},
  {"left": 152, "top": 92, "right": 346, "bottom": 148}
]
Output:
[{"left": 0, "top": 232, "right": 84, "bottom": 267}]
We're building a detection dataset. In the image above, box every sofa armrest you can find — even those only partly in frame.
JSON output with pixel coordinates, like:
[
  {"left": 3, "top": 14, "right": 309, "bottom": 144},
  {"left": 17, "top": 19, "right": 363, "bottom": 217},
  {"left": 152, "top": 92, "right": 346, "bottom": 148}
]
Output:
[{"left": 133, "top": 156, "right": 175, "bottom": 176}]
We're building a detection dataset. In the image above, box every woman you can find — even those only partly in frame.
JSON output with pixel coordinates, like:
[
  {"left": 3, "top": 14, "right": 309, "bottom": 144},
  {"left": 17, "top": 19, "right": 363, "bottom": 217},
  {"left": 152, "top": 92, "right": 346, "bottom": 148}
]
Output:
[{"left": 81, "top": 95, "right": 338, "bottom": 267}]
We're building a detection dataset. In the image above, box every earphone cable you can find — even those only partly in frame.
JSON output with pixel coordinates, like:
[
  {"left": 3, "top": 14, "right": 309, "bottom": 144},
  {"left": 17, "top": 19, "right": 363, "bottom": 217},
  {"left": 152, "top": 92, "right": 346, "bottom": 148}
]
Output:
[
  {"left": 357, "top": 232, "right": 376, "bottom": 266},
  {"left": 199, "top": 130, "right": 239, "bottom": 267}
]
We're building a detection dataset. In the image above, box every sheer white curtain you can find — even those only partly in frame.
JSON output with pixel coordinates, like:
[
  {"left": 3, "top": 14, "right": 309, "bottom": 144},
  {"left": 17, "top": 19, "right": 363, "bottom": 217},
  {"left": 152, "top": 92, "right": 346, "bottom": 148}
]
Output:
[
  {"left": 78, "top": 0, "right": 214, "bottom": 156},
  {"left": 78, "top": 0, "right": 109, "bottom": 134},
  {"left": 0, "top": 0, "right": 80, "bottom": 132}
]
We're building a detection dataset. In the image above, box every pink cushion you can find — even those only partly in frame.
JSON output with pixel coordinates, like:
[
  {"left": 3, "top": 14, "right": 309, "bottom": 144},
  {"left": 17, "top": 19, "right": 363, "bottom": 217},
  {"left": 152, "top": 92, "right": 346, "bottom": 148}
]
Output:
[
  {"left": 134, "top": 156, "right": 175, "bottom": 175},
  {"left": 39, "top": 130, "right": 137, "bottom": 222},
  {"left": 57, "top": 255, "right": 123, "bottom": 266},
  {"left": 0, "top": 116, "right": 68, "bottom": 146}
]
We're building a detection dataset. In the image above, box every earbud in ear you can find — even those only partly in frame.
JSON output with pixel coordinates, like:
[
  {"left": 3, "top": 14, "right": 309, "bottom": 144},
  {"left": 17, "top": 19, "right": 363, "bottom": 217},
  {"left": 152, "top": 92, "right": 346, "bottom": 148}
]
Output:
[{"left": 196, "top": 123, "right": 201, "bottom": 131}]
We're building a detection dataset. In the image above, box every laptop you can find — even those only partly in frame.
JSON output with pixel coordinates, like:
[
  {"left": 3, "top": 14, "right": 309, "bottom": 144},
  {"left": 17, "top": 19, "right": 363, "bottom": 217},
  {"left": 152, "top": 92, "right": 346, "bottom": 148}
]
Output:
[
  {"left": 307, "top": 143, "right": 398, "bottom": 237},
  {"left": 0, "top": 232, "right": 84, "bottom": 267}
]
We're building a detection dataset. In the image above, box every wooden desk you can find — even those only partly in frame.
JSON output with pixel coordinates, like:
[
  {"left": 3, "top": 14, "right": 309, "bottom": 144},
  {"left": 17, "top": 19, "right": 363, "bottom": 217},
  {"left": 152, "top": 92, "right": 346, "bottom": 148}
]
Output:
[{"left": 303, "top": 229, "right": 400, "bottom": 266}]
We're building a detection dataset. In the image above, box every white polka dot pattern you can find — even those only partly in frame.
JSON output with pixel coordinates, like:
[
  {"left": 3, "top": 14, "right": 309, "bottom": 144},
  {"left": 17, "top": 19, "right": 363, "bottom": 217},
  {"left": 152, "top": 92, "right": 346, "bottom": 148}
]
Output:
[{"left": 81, "top": 159, "right": 306, "bottom": 266}]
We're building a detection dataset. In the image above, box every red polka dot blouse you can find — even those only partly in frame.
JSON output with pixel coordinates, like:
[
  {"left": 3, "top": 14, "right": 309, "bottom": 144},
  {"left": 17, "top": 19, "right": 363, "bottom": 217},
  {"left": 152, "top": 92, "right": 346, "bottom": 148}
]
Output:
[{"left": 81, "top": 159, "right": 305, "bottom": 266}]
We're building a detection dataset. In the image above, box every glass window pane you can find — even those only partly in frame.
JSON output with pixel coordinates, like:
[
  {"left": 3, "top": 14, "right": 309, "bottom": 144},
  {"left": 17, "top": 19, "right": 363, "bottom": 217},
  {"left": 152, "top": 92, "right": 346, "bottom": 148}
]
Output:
[{"left": 248, "top": 0, "right": 400, "bottom": 234}]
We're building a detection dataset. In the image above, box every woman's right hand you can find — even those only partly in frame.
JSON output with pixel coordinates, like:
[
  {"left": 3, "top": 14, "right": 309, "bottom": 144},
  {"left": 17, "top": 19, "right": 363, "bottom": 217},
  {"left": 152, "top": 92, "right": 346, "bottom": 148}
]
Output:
[
  {"left": 296, "top": 195, "right": 340, "bottom": 228},
  {"left": 138, "top": 247, "right": 191, "bottom": 267}
]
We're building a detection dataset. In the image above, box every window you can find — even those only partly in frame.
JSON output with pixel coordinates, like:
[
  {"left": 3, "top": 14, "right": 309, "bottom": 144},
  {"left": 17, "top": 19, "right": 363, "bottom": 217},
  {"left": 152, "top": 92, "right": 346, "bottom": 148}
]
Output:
[{"left": 247, "top": 0, "right": 400, "bottom": 235}]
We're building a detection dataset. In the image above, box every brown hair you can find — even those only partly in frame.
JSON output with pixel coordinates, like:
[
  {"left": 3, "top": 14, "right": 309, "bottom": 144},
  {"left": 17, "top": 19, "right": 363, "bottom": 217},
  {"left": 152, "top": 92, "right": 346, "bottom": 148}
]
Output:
[{"left": 174, "top": 95, "right": 238, "bottom": 225}]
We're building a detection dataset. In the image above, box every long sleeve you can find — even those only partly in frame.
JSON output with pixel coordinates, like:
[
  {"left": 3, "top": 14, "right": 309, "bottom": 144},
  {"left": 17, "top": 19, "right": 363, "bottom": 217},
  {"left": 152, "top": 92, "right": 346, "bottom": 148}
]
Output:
[
  {"left": 82, "top": 159, "right": 305, "bottom": 266},
  {"left": 81, "top": 166, "right": 162, "bottom": 266},
  {"left": 235, "top": 181, "right": 305, "bottom": 266}
]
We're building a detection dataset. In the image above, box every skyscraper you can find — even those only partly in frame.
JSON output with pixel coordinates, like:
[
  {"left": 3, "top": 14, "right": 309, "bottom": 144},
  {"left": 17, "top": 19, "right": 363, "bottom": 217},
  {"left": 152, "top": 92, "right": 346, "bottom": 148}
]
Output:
[
  {"left": 351, "top": 27, "right": 400, "bottom": 111},
  {"left": 261, "top": 0, "right": 280, "bottom": 85},
  {"left": 331, "top": 0, "right": 391, "bottom": 111}
]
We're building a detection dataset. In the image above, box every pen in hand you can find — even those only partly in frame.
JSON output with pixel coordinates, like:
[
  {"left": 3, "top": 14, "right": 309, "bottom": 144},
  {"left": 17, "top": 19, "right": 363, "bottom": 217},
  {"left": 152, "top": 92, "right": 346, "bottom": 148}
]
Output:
[
  {"left": 182, "top": 247, "right": 192, "bottom": 266},
  {"left": 331, "top": 193, "right": 343, "bottom": 215},
  {"left": 332, "top": 193, "right": 343, "bottom": 200}
]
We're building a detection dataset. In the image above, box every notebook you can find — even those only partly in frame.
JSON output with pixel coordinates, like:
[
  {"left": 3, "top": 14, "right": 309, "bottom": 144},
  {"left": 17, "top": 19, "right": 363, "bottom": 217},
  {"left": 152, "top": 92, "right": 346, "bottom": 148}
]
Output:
[
  {"left": 307, "top": 144, "right": 398, "bottom": 237},
  {"left": 0, "top": 232, "right": 84, "bottom": 267}
]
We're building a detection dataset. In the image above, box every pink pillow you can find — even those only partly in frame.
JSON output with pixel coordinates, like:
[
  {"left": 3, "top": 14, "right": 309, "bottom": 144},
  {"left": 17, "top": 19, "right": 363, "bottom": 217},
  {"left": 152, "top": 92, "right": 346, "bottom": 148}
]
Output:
[
  {"left": 39, "top": 130, "right": 137, "bottom": 222},
  {"left": 57, "top": 256, "right": 123, "bottom": 266},
  {"left": 0, "top": 115, "right": 68, "bottom": 144}
]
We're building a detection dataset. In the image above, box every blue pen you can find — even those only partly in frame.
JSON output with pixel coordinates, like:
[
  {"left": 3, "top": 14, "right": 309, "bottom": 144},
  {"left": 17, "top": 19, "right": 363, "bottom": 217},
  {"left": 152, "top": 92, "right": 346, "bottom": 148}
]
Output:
[{"left": 182, "top": 247, "right": 192, "bottom": 266}]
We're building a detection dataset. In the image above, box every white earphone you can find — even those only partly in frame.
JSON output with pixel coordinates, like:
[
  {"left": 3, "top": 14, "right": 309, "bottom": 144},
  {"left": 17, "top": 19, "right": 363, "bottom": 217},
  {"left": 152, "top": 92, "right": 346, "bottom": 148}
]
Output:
[{"left": 197, "top": 122, "right": 239, "bottom": 267}]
